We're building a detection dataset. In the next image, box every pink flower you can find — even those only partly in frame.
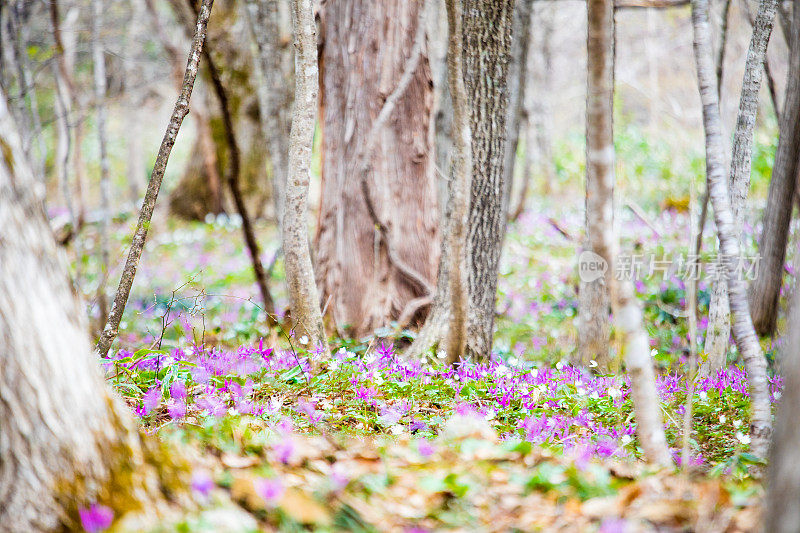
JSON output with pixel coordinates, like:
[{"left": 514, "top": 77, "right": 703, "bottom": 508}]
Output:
[
  {"left": 167, "top": 400, "right": 186, "bottom": 419},
  {"left": 191, "top": 470, "right": 214, "bottom": 497},
  {"left": 142, "top": 387, "right": 161, "bottom": 415},
  {"left": 256, "top": 478, "right": 285, "bottom": 504},
  {"left": 79, "top": 504, "right": 113, "bottom": 532}
]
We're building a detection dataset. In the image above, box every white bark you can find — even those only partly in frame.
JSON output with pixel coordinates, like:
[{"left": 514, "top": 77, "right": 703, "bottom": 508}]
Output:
[
  {"left": 0, "top": 88, "right": 161, "bottom": 533},
  {"left": 284, "top": 0, "right": 328, "bottom": 354},
  {"left": 690, "top": 0, "right": 773, "bottom": 460},
  {"left": 703, "top": 0, "right": 778, "bottom": 373}
]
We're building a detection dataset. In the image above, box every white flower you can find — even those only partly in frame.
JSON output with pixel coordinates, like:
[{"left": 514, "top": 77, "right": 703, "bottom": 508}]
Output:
[
  {"left": 651, "top": 348, "right": 658, "bottom": 357},
  {"left": 608, "top": 387, "right": 620, "bottom": 399},
  {"left": 299, "top": 335, "right": 309, "bottom": 345},
  {"left": 621, "top": 434, "right": 633, "bottom": 445},
  {"left": 719, "top": 415, "right": 727, "bottom": 423},
  {"left": 589, "top": 360, "right": 598, "bottom": 368},
  {"left": 736, "top": 432, "right": 751, "bottom": 445},
  {"left": 699, "top": 391, "right": 708, "bottom": 401},
  {"left": 733, "top": 419, "right": 742, "bottom": 428},
  {"left": 556, "top": 361, "right": 564, "bottom": 371},
  {"left": 590, "top": 391, "right": 600, "bottom": 400}
]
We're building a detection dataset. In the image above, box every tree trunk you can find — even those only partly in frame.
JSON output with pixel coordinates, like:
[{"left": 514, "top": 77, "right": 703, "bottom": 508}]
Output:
[
  {"left": 585, "top": 0, "right": 672, "bottom": 466},
  {"left": 245, "top": 0, "right": 293, "bottom": 235},
  {"left": 766, "top": 225, "right": 800, "bottom": 531},
  {"left": 443, "top": 0, "right": 472, "bottom": 363},
  {"left": 690, "top": 0, "right": 773, "bottom": 460},
  {"left": 0, "top": 87, "right": 176, "bottom": 533},
  {"left": 579, "top": 0, "right": 615, "bottom": 370},
  {"left": 166, "top": 1, "right": 270, "bottom": 221},
  {"left": 502, "top": 0, "right": 534, "bottom": 216},
  {"left": 750, "top": 1, "right": 800, "bottom": 336},
  {"left": 97, "top": 0, "right": 214, "bottom": 357},
  {"left": 703, "top": 0, "right": 778, "bottom": 373},
  {"left": 315, "top": 0, "right": 438, "bottom": 338},
  {"left": 284, "top": 0, "right": 328, "bottom": 354},
  {"left": 463, "top": 0, "right": 515, "bottom": 361},
  {"left": 92, "top": 0, "right": 112, "bottom": 327}
]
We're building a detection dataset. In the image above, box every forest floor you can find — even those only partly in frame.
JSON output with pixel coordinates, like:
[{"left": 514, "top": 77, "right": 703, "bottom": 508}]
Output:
[{"left": 68, "top": 186, "right": 789, "bottom": 531}]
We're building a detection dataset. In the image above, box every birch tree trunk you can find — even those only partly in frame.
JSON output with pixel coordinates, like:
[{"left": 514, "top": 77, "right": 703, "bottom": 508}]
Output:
[
  {"left": 703, "top": 0, "right": 778, "bottom": 372},
  {"left": 284, "top": 0, "right": 328, "bottom": 353},
  {"left": 315, "top": 0, "right": 438, "bottom": 338},
  {"left": 0, "top": 87, "right": 177, "bottom": 533},
  {"left": 463, "top": 0, "right": 515, "bottom": 361},
  {"left": 750, "top": 1, "right": 800, "bottom": 336},
  {"left": 585, "top": 0, "right": 671, "bottom": 466},
  {"left": 690, "top": 0, "right": 773, "bottom": 460}
]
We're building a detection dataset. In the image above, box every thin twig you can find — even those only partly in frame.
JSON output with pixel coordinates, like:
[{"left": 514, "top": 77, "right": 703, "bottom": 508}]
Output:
[{"left": 96, "top": 0, "right": 215, "bottom": 357}]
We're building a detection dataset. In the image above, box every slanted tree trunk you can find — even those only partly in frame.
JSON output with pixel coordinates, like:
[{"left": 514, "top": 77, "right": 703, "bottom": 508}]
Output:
[
  {"left": 463, "top": 0, "right": 515, "bottom": 361},
  {"left": 750, "top": 1, "right": 800, "bottom": 336},
  {"left": 0, "top": 86, "right": 179, "bottom": 533},
  {"left": 315, "top": 0, "right": 438, "bottom": 338},
  {"left": 766, "top": 227, "right": 800, "bottom": 531},
  {"left": 584, "top": 0, "right": 671, "bottom": 465},
  {"left": 284, "top": 0, "right": 328, "bottom": 353},
  {"left": 703, "top": 0, "right": 778, "bottom": 373},
  {"left": 97, "top": 0, "right": 213, "bottom": 357},
  {"left": 690, "top": 0, "right": 773, "bottom": 460}
]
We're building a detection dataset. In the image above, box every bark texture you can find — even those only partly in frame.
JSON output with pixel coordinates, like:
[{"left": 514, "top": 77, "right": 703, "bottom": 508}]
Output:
[
  {"left": 443, "top": 0, "right": 472, "bottom": 363},
  {"left": 315, "top": 0, "right": 438, "bottom": 337},
  {"left": 703, "top": 0, "right": 778, "bottom": 371},
  {"left": 690, "top": 0, "right": 772, "bottom": 460},
  {"left": 749, "top": 1, "right": 800, "bottom": 336},
  {"left": 97, "top": 0, "right": 214, "bottom": 357},
  {"left": 284, "top": 0, "right": 327, "bottom": 352},
  {"left": 0, "top": 89, "right": 178, "bottom": 533},
  {"left": 584, "top": 0, "right": 671, "bottom": 466},
  {"left": 463, "top": 0, "right": 515, "bottom": 361}
]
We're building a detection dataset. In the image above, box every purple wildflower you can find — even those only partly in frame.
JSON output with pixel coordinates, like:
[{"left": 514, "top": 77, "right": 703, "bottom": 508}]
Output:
[
  {"left": 256, "top": 477, "right": 285, "bottom": 504},
  {"left": 79, "top": 504, "right": 113, "bottom": 532}
]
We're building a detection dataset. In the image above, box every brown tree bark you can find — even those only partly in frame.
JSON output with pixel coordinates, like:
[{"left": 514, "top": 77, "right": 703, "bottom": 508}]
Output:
[
  {"left": 0, "top": 87, "right": 180, "bottom": 533},
  {"left": 463, "top": 0, "right": 515, "bottom": 361},
  {"left": 750, "top": 1, "right": 800, "bottom": 336},
  {"left": 690, "top": 0, "right": 773, "bottom": 460},
  {"left": 315, "top": 0, "right": 438, "bottom": 338}
]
